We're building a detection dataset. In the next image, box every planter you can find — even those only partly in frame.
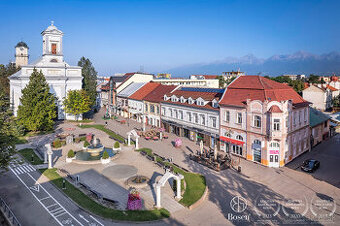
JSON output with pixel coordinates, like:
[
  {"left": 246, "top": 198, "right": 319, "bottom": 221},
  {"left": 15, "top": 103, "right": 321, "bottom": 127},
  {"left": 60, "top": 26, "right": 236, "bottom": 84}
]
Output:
[
  {"left": 112, "top": 147, "right": 121, "bottom": 152},
  {"left": 66, "top": 157, "right": 75, "bottom": 163},
  {"left": 101, "top": 157, "right": 110, "bottom": 164}
]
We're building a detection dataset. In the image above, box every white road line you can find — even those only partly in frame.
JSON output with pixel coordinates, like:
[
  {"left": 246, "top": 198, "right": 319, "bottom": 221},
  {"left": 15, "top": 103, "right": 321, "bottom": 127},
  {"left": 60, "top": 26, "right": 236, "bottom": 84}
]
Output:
[
  {"left": 39, "top": 196, "right": 50, "bottom": 201},
  {"left": 22, "top": 165, "right": 32, "bottom": 172},
  {"left": 78, "top": 214, "right": 89, "bottom": 223},
  {"left": 52, "top": 209, "right": 65, "bottom": 216},
  {"left": 9, "top": 167, "right": 64, "bottom": 226},
  {"left": 50, "top": 207, "right": 63, "bottom": 213},
  {"left": 28, "top": 165, "right": 35, "bottom": 171},
  {"left": 25, "top": 173, "right": 84, "bottom": 226},
  {"left": 89, "top": 215, "right": 104, "bottom": 226},
  {"left": 54, "top": 212, "right": 67, "bottom": 218},
  {"left": 46, "top": 203, "right": 58, "bottom": 209},
  {"left": 16, "top": 167, "right": 24, "bottom": 174},
  {"left": 14, "top": 168, "right": 21, "bottom": 175}
]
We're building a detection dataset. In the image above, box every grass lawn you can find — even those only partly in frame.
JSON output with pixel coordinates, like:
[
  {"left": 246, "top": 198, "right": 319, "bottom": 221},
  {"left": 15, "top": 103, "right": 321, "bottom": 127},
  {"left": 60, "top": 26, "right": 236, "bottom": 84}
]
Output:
[
  {"left": 78, "top": 124, "right": 128, "bottom": 143},
  {"left": 14, "top": 136, "right": 28, "bottom": 144},
  {"left": 39, "top": 168, "right": 170, "bottom": 221},
  {"left": 68, "top": 119, "right": 93, "bottom": 123},
  {"left": 25, "top": 130, "right": 54, "bottom": 137},
  {"left": 19, "top": 148, "right": 44, "bottom": 165},
  {"left": 136, "top": 148, "right": 206, "bottom": 207}
]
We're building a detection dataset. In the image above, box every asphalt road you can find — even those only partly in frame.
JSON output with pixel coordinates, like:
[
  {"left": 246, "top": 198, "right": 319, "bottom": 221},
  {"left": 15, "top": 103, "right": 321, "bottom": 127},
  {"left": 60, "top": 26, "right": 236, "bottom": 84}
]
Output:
[{"left": 0, "top": 160, "right": 107, "bottom": 226}]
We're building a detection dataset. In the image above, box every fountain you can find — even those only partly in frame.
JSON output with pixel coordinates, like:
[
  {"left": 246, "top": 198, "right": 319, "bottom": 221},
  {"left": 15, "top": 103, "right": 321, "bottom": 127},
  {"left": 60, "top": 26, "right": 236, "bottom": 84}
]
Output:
[
  {"left": 86, "top": 136, "right": 104, "bottom": 156},
  {"left": 126, "top": 175, "right": 150, "bottom": 188}
]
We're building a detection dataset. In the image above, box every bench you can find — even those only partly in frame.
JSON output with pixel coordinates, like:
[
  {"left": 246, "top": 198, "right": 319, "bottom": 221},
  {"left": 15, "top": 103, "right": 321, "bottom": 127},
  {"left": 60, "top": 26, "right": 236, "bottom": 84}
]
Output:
[
  {"left": 156, "top": 161, "right": 165, "bottom": 168},
  {"left": 140, "top": 151, "right": 146, "bottom": 156},
  {"left": 146, "top": 155, "right": 154, "bottom": 161},
  {"left": 90, "top": 189, "right": 103, "bottom": 200},
  {"left": 79, "top": 182, "right": 91, "bottom": 191},
  {"left": 78, "top": 133, "right": 86, "bottom": 137},
  {"left": 103, "top": 197, "right": 118, "bottom": 204}
]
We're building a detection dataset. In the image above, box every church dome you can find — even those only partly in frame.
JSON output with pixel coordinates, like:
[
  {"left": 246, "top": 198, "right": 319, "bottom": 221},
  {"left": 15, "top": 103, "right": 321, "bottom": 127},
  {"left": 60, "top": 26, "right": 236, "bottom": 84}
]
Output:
[{"left": 15, "top": 41, "right": 29, "bottom": 49}]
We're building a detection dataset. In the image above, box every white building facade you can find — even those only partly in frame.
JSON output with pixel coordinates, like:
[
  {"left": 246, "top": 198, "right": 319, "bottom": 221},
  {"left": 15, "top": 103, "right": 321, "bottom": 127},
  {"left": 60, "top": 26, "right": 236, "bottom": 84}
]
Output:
[{"left": 9, "top": 22, "right": 83, "bottom": 120}]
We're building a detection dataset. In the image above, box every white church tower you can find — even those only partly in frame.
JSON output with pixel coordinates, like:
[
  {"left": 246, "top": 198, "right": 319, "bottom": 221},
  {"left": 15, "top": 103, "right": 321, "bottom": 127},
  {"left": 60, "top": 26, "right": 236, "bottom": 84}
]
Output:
[
  {"left": 15, "top": 42, "right": 29, "bottom": 67},
  {"left": 9, "top": 22, "right": 83, "bottom": 120}
]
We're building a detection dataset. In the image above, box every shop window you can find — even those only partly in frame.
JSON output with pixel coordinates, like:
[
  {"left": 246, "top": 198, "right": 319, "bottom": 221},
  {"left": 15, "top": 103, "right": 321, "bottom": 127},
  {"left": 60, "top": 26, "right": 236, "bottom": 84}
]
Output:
[
  {"left": 236, "top": 135, "right": 243, "bottom": 141},
  {"left": 232, "top": 145, "right": 243, "bottom": 156}
]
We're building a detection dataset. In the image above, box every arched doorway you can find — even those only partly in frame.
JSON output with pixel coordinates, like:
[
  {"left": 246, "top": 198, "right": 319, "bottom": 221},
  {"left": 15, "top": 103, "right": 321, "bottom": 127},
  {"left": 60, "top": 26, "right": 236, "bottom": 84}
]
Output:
[
  {"left": 252, "top": 139, "right": 261, "bottom": 163},
  {"left": 269, "top": 141, "right": 280, "bottom": 167}
]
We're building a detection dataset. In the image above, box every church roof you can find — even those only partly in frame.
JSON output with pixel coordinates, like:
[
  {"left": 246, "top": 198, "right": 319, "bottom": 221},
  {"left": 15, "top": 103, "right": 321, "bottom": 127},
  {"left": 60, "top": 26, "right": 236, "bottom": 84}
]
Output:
[
  {"left": 41, "top": 22, "right": 63, "bottom": 35},
  {"left": 15, "top": 41, "right": 29, "bottom": 49}
]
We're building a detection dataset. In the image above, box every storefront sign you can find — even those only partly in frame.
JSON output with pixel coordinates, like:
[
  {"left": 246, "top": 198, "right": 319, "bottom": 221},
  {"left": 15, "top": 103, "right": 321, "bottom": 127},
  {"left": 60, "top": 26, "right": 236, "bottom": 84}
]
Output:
[{"left": 269, "top": 150, "right": 279, "bottom": 154}]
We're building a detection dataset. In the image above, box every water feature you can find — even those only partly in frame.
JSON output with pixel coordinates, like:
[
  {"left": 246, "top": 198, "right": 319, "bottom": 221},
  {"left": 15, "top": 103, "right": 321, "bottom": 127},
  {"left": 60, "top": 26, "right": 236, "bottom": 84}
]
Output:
[
  {"left": 86, "top": 137, "right": 104, "bottom": 156},
  {"left": 75, "top": 147, "right": 116, "bottom": 161}
]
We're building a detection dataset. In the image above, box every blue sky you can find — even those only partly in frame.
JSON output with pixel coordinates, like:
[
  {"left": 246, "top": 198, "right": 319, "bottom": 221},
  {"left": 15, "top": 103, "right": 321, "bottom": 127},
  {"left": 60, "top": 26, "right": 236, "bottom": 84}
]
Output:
[{"left": 0, "top": 0, "right": 339, "bottom": 75}]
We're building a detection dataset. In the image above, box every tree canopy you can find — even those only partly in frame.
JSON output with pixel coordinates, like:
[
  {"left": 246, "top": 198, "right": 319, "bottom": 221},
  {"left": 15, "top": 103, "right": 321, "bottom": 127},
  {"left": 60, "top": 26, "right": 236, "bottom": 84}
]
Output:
[
  {"left": 17, "top": 69, "right": 57, "bottom": 132},
  {"left": 268, "top": 76, "right": 305, "bottom": 93},
  {"left": 63, "top": 89, "right": 91, "bottom": 120},
  {"left": 78, "top": 57, "right": 97, "bottom": 108},
  {"left": 0, "top": 63, "right": 20, "bottom": 96},
  {"left": 0, "top": 86, "right": 16, "bottom": 170}
]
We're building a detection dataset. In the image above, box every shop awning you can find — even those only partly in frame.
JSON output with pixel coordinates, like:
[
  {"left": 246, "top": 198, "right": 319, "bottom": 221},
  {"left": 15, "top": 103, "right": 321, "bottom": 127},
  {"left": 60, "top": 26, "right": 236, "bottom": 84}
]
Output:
[{"left": 220, "top": 136, "right": 244, "bottom": 146}]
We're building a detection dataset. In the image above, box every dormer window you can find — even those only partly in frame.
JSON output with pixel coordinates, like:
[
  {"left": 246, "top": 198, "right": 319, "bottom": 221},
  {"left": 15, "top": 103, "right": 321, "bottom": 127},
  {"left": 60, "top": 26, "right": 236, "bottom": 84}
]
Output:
[
  {"left": 196, "top": 98, "right": 205, "bottom": 106},
  {"left": 171, "top": 95, "right": 178, "bottom": 102},
  {"left": 180, "top": 96, "right": 186, "bottom": 103},
  {"left": 212, "top": 100, "right": 218, "bottom": 108},
  {"left": 164, "top": 95, "right": 167, "bottom": 101},
  {"left": 188, "top": 97, "right": 194, "bottom": 104}
]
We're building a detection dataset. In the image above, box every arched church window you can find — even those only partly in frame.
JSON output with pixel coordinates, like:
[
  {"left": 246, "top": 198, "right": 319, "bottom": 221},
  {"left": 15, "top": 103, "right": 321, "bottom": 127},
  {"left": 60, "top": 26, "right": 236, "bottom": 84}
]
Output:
[{"left": 50, "top": 59, "right": 58, "bottom": 63}]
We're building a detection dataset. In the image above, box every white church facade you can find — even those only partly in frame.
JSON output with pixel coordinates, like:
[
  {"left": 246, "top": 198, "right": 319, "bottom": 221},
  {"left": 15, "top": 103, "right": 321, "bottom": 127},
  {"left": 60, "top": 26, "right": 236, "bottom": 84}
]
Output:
[{"left": 9, "top": 22, "right": 83, "bottom": 120}]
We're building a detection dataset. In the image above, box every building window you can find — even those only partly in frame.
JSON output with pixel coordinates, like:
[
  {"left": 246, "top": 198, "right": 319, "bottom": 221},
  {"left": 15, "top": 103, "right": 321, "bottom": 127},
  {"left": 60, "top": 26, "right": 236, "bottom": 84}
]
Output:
[
  {"left": 273, "top": 119, "right": 280, "bottom": 131},
  {"left": 237, "top": 113, "right": 242, "bottom": 124},
  {"left": 286, "top": 116, "right": 289, "bottom": 129},
  {"left": 194, "top": 113, "right": 198, "bottom": 123},
  {"left": 179, "top": 110, "right": 183, "bottom": 120},
  {"left": 157, "top": 106, "right": 160, "bottom": 114},
  {"left": 304, "top": 109, "right": 307, "bottom": 122},
  {"left": 161, "top": 107, "right": 165, "bottom": 116},
  {"left": 293, "top": 112, "right": 296, "bottom": 125},
  {"left": 174, "top": 110, "right": 178, "bottom": 119},
  {"left": 299, "top": 111, "right": 301, "bottom": 123},
  {"left": 269, "top": 142, "right": 280, "bottom": 148},
  {"left": 224, "top": 111, "right": 230, "bottom": 122},
  {"left": 170, "top": 108, "right": 173, "bottom": 117},
  {"left": 150, "top": 105, "right": 155, "bottom": 113},
  {"left": 254, "top": 115, "right": 261, "bottom": 128},
  {"left": 200, "top": 114, "right": 205, "bottom": 125},
  {"left": 51, "top": 43, "right": 57, "bottom": 54},
  {"left": 211, "top": 117, "right": 217, "bottom": 128},
  {"left": 232, "top": 145, "right": 243, "bottom": 156},
  {"left": 187, "top": 112, "right": 192, "bottom": 122},
  {"left": 145, "top": 104, "right": 148, "bottom": 112},
  {"left": 236, "top": 135, "right": 243, "bottom": 141}
]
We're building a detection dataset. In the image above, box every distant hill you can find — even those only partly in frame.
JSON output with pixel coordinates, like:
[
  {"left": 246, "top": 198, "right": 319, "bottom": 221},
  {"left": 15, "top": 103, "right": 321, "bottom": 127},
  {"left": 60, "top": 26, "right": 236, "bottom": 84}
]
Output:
[{"left": 163, "top": 51, "right": 340, "bottom": 77}]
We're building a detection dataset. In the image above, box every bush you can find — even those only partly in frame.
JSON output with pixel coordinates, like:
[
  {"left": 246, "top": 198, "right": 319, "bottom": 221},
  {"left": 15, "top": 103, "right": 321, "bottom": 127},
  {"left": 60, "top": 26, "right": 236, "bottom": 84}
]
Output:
[
  {"left": 61, "top": 140, "right": 66, "bottom": 146},
  {"left": 67, "top": 150, "right": 75, "bottom": 158},
  {"left": 84, "top": 140, "right": 90, "bottom": 147},
  {"left": 75, "top": 137, "right": 80, "bottom": 143},
  {"left": 114, "top": 141, "right": 120, "bottom": 149},
  {"left": 53, "top": 139, "right": 61, "bottom": 148},
  {"left": 102, "top": 150, "right": 109, "bottom": 159}
]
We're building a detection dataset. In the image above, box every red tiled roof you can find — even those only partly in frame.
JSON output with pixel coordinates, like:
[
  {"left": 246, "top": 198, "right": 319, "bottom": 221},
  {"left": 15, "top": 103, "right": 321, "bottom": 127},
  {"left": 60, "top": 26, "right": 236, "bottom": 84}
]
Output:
[
  {"left": 162, "top": 89, "right": 222, "bottom": 110},
  {"left": 268, "top": 105, "right": 283, "bottom": 113},
  {"left": 304, "top": 82, "right": 310, "bottom": 89},
  {"left": 220, "top": 75, "right": 309, "bottom": 107},
  {"left": 101, "top": 82, "right": 109, "bottom": 91},
  {"left": 326, "top": 85, "right": 338, "bottom": 91},
  {"left": 143, "top": 84, "right": 177, "bottom": 103},
  {"left": 129, "top": 82, "right": 161, "bottom": 100},
  {"left": 330, "top": 76, "right": 338, "bottom": 82}
]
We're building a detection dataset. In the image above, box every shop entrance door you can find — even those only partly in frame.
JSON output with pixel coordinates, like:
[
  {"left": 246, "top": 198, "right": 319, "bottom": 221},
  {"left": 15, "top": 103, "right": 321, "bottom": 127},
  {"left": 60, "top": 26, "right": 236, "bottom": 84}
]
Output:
[{"left": 269, "top": 154, "right": 279, "bottom": 167}]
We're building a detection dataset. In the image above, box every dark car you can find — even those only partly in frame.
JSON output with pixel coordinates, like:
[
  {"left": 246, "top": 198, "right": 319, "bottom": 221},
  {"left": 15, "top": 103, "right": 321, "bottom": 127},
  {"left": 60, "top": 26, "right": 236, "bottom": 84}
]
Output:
[{"left": 301, "top": 159, "right": 320, "bottom": 172}]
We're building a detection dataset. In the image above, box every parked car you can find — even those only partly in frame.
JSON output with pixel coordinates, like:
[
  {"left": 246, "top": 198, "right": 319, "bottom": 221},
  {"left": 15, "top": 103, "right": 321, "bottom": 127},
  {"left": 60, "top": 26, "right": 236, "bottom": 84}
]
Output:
[{"left": 301, "top": 159, "right": 320, "bottom": 172}]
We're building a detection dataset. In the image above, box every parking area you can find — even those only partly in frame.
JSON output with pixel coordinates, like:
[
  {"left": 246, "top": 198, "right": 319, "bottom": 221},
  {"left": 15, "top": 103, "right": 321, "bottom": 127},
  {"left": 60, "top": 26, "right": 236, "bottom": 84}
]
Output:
[{"left": 285, "top": 133, "right": 340, "bottom": 188}]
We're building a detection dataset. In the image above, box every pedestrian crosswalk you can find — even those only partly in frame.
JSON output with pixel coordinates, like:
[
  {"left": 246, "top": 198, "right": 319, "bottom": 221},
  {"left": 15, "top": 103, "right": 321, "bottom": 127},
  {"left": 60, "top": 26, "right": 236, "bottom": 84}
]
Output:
[{"left": 10, "top": 161, "right": 36, "bottom": 175}]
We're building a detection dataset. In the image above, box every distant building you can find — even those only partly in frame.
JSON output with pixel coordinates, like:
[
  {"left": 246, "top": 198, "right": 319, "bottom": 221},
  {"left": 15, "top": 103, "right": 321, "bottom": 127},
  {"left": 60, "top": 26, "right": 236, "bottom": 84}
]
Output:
[
  {"left": 153, "top": 77, "right": 219, "bottom": 88},
  {"left": 156, "top": 73, "right": 171, "bottom": 79},
  {"left": 319, "top": 76, "right": 331, "bottom": 83},
  {"left": 15, "top": 41, "right": 29, "bottom": 67},
  {"left": 282, "top": 74, "right": 305, "bottom": 80},
  {"left": 302, "top": 84, "right": 337, "bottom": 111},
  {"left": 190, "top": 75, "right": 219, "bottom": 80},
  {"left": 222, "top": 70, "right": 245, "bottom": 80}
]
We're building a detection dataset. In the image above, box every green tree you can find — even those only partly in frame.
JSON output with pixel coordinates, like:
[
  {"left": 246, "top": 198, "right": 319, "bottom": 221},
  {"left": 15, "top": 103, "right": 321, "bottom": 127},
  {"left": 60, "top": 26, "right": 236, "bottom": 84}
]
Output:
[
  {"left": 332, "top": 94, "right": 340, "bottom": 108},
  {"left": 63, "top": 90, "right": 91, "bottom": 120},
  {"left": 217, "top": 76, "right": 225, "bottom": 88},
  {"left": 308, "top": 74, "right": 320, "bottom": 83},
  {"left": 0, "top": 63, "right": 20, "bottom": 96},
  {"left": 17, "top": 69, "right": 57, "bottom": 132},
  {"left": 78, "top": 57, "right": 97, "bottom": 107},
  {"left": 0, "top": 86, "right": 16, "bottom": 170},
  {"left": 288, "top": 80, "right": 305, "bottom": 93}
]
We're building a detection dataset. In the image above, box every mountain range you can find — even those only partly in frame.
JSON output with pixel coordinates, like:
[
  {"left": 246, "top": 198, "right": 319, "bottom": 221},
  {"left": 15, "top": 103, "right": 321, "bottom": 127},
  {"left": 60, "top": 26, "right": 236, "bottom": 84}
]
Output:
[{"left": 163, "top": 51, "right": 340, "bottom": 77}]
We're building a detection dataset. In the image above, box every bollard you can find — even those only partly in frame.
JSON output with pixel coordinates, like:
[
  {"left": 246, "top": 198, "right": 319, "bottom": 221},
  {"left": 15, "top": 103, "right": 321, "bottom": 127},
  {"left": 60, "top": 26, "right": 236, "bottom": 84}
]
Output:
[
  {"left": 31, "top": 154, "right": 34, "bottom": 163},
  {"left": 62, "top": 179, "right": 66, "bottom": 189},
  {"left": 238, "top": 166, "right": 241, "bottom": 173}
]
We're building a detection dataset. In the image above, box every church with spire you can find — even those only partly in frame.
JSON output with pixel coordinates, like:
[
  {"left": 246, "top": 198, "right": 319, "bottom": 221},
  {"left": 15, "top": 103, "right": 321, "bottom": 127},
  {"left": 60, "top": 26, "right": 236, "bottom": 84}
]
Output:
[{"left": 9, "top": 22, "right": 83, "bottom": 120}]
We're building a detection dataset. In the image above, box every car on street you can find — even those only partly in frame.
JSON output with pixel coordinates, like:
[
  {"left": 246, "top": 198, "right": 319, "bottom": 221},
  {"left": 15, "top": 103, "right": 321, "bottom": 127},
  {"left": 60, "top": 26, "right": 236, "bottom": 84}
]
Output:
[{"left": 301, "top": 159, "right": 320, "bottom": 173}]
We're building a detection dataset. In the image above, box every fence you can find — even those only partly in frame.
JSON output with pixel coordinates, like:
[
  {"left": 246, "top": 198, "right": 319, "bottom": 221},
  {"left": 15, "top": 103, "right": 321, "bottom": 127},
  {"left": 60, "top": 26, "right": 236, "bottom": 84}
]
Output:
[{"left": 0, "top": 197, "right": 21, "bottom": 226}]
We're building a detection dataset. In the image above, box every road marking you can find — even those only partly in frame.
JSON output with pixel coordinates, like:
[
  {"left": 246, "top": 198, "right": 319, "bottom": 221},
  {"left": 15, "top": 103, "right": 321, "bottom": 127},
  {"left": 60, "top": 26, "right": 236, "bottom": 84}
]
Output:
[
  {"left": 9, "top": 167, "right": 84, "bottom": 226},
  {"left": 16, "top": 167, "right": 24, "bottom": 174},
  {"left": 40, "top": 196, "right": 50, "bottom": 201},
  {"left": 50, "top": 207, "right": 63, "bottom": 213},
  {"left": 89, "top": 215, "right": 104, "bottom": 226},
  {"left": 55, "top": 212, "right": 67, "bottom": 218},
  {"left": 79, "top": 214, "right": 89, "bottom": 223},
  {"left": 46, "top": 203, "right": 58, "bottom": 209},
  {"left": 30, "top": 185, "right": 40, "bottom": 192}
]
